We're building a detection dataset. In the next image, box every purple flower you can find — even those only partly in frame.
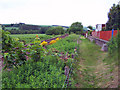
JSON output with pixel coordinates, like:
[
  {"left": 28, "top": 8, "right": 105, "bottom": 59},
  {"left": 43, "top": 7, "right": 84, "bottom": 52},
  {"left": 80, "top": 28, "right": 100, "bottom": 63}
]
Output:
[
  {"left": 30, "top": 43, "right": 34, "bottom": 46},
  {"left": 24, "top": 45, "right": 28, "bottom": 47},
  {"left": 72, "top": 54, "right": 74, "bottom": 58}
]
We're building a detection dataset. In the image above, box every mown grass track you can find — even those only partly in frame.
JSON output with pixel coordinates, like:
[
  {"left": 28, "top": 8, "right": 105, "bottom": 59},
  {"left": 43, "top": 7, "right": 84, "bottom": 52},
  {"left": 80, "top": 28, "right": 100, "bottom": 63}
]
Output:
[{"left": 74, "top": 38, "right": 118, "bottom": 88}]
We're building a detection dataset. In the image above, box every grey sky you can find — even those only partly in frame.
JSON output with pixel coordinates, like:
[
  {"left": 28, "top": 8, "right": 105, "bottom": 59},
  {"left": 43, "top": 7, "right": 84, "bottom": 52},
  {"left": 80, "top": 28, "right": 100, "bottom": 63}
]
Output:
[{"left": 0, "top": 0, "right": 119, "bottom": 27}]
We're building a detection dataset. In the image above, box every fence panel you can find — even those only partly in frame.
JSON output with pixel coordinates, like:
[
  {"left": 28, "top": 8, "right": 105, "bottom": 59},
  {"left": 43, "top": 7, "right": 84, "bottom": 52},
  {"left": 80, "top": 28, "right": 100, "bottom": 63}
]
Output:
[{"left": 92, "top": 30, "right": 119, "bottom": 41}]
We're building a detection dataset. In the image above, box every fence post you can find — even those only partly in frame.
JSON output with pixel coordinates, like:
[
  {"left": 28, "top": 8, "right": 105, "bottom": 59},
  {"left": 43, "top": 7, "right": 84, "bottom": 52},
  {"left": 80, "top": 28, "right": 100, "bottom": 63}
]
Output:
[{"left": 111, "top": 29, "right": 114, "bottom": 41}]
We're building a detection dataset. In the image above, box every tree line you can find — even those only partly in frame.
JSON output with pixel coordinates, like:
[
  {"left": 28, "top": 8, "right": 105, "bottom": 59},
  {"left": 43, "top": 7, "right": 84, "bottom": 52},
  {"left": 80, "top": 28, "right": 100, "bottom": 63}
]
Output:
[{"left": 2, "top": 22, "right": 85, "bottom": 35}]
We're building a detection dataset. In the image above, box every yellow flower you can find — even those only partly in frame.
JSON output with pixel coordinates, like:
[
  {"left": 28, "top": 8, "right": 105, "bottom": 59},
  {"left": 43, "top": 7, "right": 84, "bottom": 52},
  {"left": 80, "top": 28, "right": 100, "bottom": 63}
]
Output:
[
  {"left": 55, "top": 37, "right": 60, "bottom": 41},
  {"left": 40, "top": 41, "right": 48, "bottom": 46},
  {"left": 49, "top": 40, "right": 56, "bottom": 45}
]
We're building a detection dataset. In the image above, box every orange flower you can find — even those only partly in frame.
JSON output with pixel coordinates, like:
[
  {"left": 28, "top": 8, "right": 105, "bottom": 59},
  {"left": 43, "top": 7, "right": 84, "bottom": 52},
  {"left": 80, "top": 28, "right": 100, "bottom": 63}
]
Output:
[{"left": 36, "top": 35, "right": 38, "bottom": 38}]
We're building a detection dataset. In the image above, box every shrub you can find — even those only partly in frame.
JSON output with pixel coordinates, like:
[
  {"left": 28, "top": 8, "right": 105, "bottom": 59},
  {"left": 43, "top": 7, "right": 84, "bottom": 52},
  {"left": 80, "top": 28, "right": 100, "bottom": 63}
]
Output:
[
  {"left": 107, "top": 31, "right": 120, "bottom": 54},
  {"left": 46, "top": 26, "right": 65, "bottom": 35}
]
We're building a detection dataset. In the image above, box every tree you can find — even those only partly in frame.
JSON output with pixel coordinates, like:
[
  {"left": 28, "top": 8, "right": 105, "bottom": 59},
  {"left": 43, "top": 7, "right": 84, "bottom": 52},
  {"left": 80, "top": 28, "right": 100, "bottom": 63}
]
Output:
[
  {"left": 87, "top": 25, "right": 93, "bottom": 30},
  {"left": 69, "top": 22, "right": 83, "bottom": 34},
  {"left": 46, "top": 26, "right": 65, "bottom": 35},
  {"left": 106, "top": 3, "right": 120, "bottom": 30}
]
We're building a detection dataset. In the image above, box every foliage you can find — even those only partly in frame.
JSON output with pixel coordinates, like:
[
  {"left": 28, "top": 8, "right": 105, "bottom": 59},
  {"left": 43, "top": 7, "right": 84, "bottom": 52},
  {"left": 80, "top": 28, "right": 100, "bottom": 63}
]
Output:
[
  {"left": 2, "top": 23, "right": 51, "bottom": 34},
  {"left": 87, "top": 25, "right": 93, "bottom": 30},
  {"left": 68, "top": 22, "right": 83, "bottom": 34},
  {"left": 47, "top": 34, "right": 79, "bottom": 54},
  {"left": 107, "top": 30, "right": 120, "bottom": 54},
  {"left": 46, "top": 26, "right": 65, "bottom": 35},
  {"left": 2, "top": 54, "right": 66, "bottom": 88},
  {"left": 2, "top": 30, "right": 67, "bottom": 88},
  {"left": 2, "top": 30, "right": 48, "bottom": 69},
  {"left": 2, "top": 30, "right": 27, "bottom": 69},
  {"left": 46, "top": 34, "right": 79, "bottom": 88},
  {"left": 106, "top": 3, "right": 120, "bottom": 30},
  {"left": 10, "top": 34, "right": 56, "bottom": 44},
  {"left": 2, "top": 30, "right": 79, "bottom": 88}
]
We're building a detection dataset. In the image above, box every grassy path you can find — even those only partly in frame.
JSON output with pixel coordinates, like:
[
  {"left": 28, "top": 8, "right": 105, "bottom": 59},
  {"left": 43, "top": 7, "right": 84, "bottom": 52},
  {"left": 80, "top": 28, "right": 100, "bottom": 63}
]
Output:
[{"left": 74, "top": 38, "right": 118, "bottom": 88}]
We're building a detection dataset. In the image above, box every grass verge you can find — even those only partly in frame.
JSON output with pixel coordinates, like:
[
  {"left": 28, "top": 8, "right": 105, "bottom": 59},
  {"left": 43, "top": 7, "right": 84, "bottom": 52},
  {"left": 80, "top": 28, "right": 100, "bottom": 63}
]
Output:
[{"left": 73, "top": 38, "right": 118, "bottom": 88}]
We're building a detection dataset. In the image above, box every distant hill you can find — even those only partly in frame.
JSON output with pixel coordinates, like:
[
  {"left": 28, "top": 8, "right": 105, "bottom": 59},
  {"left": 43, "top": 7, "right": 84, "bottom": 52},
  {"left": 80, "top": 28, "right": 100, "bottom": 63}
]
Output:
[
  {"left": 2, "top": 23, "right": 69, "bottom": 30},
  {"left": 1, "top": 23, "right": 69, "bottom": 34}
]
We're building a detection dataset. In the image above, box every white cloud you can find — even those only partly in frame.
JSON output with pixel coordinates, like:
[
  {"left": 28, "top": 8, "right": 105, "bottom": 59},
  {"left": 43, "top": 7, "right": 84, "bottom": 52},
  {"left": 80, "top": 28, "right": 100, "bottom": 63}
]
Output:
[{"left": 0, "top": 0, "right": 119, "bottom": 27}]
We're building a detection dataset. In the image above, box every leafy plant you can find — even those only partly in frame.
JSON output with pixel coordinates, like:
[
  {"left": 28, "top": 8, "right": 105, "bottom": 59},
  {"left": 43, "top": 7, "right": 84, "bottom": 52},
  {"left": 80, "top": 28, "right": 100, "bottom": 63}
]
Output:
[
  {"left": 2, "top": 55, "right": 66, "bottom": 88},
  {"left": 107, "top": 30, "right": 120, "bottom": 54}
]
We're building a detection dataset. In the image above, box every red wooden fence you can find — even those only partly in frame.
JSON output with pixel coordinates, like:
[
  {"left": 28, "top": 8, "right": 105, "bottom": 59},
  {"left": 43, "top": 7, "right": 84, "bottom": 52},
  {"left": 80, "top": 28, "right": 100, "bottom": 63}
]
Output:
[{"left": 92, "top": 30, "right": 120, "bottom": 41}]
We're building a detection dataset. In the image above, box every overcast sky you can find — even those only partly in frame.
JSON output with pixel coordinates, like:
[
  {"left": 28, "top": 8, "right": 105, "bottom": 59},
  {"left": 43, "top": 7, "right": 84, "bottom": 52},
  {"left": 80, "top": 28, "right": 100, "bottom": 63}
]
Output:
[{"left": 0, "top": 0, "right": 119, "bottom": 27}]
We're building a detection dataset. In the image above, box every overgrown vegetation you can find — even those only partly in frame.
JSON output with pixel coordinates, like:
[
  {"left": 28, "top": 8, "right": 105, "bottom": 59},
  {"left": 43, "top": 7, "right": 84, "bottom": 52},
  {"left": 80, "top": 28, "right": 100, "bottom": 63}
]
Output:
[
  {"left": 10, "top": 34, "right": 59, "bottom": 44},
  {"left": 103, "top": 30, "right": 120, "bottom": 65},
  {"left": 107, "top": 30, "right": 120, "bottom": 54},
  {"left": 2, "top": 30, "right": 78, "bottom": 88}
]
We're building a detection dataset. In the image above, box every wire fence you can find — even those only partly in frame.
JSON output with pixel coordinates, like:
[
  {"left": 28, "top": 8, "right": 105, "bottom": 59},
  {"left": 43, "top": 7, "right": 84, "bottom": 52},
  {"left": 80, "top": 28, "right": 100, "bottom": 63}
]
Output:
[{"left": 62, "top": 37, "right": 80, "bottom": 89}]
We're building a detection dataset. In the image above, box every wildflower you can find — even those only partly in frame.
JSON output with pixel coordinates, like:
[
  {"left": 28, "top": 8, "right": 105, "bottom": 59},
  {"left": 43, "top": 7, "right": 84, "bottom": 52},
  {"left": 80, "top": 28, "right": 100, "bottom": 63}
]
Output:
[
  {"left": 35, "top": 35, "right": 40, "bottom": 40},
  {"left": 55, "top": 37, "right": 60, "bottom": 41},
  {"left": 36, "top": 35, "right": 38, "bottom": 38},
  {"left": 49, "top": 40, "right": 56, "bottom": 45},
  {"left": 40, "top": 41, "right": 48, "bottom": 46}
]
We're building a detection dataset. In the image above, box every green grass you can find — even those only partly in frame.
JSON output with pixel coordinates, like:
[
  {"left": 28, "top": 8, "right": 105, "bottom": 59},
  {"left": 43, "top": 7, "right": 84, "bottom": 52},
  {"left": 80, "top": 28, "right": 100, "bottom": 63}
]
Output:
[
  {"left": 10, "top": 34, "right": 60, "bottom": 44},
  {"left": 103, "top": 50, "right": 118, "bottom": 65},
  {"left": 73, "top": 38, "right": 118, "bottom": 88},
  {"left": 79, "top": 39, "right": 106, "bottom": 67},
  {"left": 73, "top": 38, "right": 108, "bottom": 88}
]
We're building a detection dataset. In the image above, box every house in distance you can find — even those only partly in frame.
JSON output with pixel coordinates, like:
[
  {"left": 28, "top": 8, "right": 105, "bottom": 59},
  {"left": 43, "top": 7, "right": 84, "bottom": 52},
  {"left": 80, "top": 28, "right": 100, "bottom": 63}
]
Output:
[{"left": 96, "top": 24, "right": 106, "bottom": 31}]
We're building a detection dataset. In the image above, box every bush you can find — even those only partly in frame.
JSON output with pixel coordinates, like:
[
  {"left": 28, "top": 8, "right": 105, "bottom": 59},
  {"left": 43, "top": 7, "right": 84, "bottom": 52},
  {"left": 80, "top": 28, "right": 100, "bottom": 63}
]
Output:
[
  {"left": 46, "top": 26, "right": 65, "bottom": 35},
  {"left": 68, "top": 22, "right": 83, "bottom": 34},
  {"left": 107, "top": 30, "right": 120, "bottom": 54}
]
